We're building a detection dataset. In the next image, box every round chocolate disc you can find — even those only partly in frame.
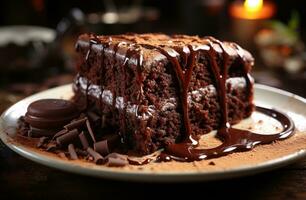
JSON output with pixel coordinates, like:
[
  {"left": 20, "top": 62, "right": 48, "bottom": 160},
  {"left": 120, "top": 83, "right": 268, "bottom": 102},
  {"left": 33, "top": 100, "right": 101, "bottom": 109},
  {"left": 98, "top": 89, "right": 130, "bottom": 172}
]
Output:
[{"left": 25, "top": 99, "right": 79, "bottom": 130}]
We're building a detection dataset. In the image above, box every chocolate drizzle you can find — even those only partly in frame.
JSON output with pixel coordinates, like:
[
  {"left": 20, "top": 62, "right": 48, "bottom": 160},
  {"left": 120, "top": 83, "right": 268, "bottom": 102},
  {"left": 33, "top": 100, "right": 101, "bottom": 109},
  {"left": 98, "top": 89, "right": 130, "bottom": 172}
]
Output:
[
  {"left": 158, "top": 106, "right": 295, "bottom": 162},
  {"left": 84, "top": 37, "right": 99, "bottom": 110},
  {"left": 154, "top": 37, "right": 295, "bottom": 162},
  {"left": 86, "top": 35, "right": 145, "bottom": 143},
  {"left": 81, "top": 34, "right": 295, "bottom": 163}
]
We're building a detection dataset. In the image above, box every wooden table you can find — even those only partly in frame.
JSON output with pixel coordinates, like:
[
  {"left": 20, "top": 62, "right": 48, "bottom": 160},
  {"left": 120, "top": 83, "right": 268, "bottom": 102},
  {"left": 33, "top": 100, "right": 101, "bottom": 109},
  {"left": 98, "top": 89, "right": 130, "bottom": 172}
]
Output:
[
  {"left": 1, "top": 71, "right": 306, "bottom": 200},
  {"left": 1, "top": 145, "right": 306, "bottom": 199}
]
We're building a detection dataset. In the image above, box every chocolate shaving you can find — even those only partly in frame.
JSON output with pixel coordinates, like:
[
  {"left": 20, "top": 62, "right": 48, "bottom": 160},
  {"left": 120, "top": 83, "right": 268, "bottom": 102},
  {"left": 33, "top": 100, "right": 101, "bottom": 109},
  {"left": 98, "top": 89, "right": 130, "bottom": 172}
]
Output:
[
  {"left": 17, "top": 118, "right": 30, "bottom": 136},
  {"left": 86, "top": 147, "right": 104, "bottom": 165},
  {"left": 105, "top": 134, "right": 120, "bottom": 149},
  {"left": 28, "top": 127, "right": 56, "bottom": 137},
  {"left": 36, "top": 136, "right": 49, "bottom": 148},
  {"left": 78, "top": 131, "right": 89, "bottom": 149},
  {"left": 105, "top": 152, "right": 127, "bottom": 160},
  {"left": 64, "top": 117, "right": 87, "bottom": 131},
  {"left": 127, "top": 157, "right": 152, "bottom": 165},
  {"left": 86, "top": 120, "right": 96, "bottom": 142},
  {"left": 76, "top": 148, "right": 88, "bottom": 156},
  {"left": 94, "top": 140, "right": 109, "bottom": 156},
  {"left": 79, "top": 113, "right": 87, "bottom": 119},
  {"left": 105, "top": 157, "right": 128, "bottom": 167},
  {"left": 68, "top": 144, "right": 78, "bottom": 160},
  {"left": 101, "top": 115, "right": 106, "bottom": 128},
  {"left": 19, "top": 127, "right": 30, "bottom": 136},
  {"left": 87, "top": 156, "right": 94, "bottom": 162},
  {"left": 87, "top": 111, "right": 100, "bottom": 125},
  {"left": 52, "top": 129, "right": 68, "bottom": 140},
  {"left": 58, "top": 152, "right": 68, "bottom": 159},
  {"left": 105, "top": 153, "right": 128, "bottom": 167},
  {"left": 46, "top": 143, "right": 57, "bottom": 152},
  {"left": 56, "top": 129, "right": 79, "bottom": 146}
]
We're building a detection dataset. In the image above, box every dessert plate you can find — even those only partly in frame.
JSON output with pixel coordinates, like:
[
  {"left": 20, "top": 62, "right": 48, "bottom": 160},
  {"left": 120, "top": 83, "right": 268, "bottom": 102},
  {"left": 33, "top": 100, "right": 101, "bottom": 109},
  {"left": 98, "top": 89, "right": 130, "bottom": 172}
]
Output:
[{"left": 1, "top": 84, "right": 306, "bottom": 182}]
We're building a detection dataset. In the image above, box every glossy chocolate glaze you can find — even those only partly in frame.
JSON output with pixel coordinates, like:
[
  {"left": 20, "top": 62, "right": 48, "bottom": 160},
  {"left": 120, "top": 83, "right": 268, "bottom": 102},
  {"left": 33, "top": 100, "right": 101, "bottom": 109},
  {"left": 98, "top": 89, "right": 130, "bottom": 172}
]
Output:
[
  {"left": 157, "top": 106, "right": 295, "bottom": 162},
  {"left": 79, "top": 34, "right": 295, "bottom": 163},
  {"left": 83, "top": 36, "right": 146, "bottom": 143}
]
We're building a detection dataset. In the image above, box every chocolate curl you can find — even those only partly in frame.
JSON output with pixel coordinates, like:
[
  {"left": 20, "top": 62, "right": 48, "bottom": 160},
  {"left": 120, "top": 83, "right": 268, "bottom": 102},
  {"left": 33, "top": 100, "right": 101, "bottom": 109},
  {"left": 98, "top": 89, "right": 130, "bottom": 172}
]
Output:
[
  {"left": 58, "top": 152, "right": 68, "bottom": 159},
  {"left": 52, "top": 129, "right": 68, "bottom": 140},
  {"left": 28, "top": 127, "right": 56, "bottom": 137},
  {"left": 86, "top": 147, "right": 104, "bottom": 165},
  {"left": 64, "top": 117, "right": 87, "bottom": 131},
  {"left": 76, "top": 148, "right": 88, "bottom": 156},
  {"left": 105, "top": 153, "right": 128, "bottom": 167},
  {"left": 87, "top": 156, "right": 94, "bottom": 162},
  {"left": 86, "top": 120, "right": 96, "bottom": 142},
  {"left": 36, "top": 136, "right": 48, "bottom": 148},
  {"left": 101, "top": 115, "right": 106, "bottom": 128},
  {"left": 68, "top": 144, "right": 78, "bottom": 160},
  {"left": 105, "top": 157, "right": 128, "bottom": 167},
  {"left": 56, "top": 129, "right": 79, "bottom": 146},
  {"left": 19, "top": 126, "right": 30, "bottom": 136},
  {"left": 18, "top": 116, "right": 29, "bottom": 136},
  {"left": 46, "top": 143, "right": 57, "bottom": 152},
  {"left": 105, "top": 152, "right": 127, "bottom": 160},
  {"left": 106, "top": 134, "right": 120, "bottom": 149},
  {"left": 94, "top": 140, "right": 109, "bottom": 156},
  {"left": 78, "top": 131, "right": 89, "bottom": 149},
  {"left": 87, "top": 111, "right": 100, "bottom": 125}
]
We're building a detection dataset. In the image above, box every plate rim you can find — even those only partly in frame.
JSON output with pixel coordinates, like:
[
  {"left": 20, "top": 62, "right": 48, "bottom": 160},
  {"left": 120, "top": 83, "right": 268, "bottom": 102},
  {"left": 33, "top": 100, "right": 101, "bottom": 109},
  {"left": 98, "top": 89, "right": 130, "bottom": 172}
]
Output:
[{"left": 1, "top": 83, "right": 306, "bottom": 182}]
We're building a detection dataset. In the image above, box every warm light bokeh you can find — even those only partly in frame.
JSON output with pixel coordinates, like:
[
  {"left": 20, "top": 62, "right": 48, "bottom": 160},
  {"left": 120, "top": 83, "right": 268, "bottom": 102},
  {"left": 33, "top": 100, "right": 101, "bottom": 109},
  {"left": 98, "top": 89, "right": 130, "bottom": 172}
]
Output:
[
  {"left": 244, "top": 0, "right": 263, "bottom": 13},
  {"left": 230, "top": 0, "right": 275, "bottom": 20}
]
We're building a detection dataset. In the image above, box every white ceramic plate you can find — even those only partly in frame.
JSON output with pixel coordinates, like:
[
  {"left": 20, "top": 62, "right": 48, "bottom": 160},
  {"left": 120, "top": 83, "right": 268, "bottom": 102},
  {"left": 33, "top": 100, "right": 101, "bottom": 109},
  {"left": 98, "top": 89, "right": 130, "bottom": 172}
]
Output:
[{"left": 1, "top": 84, "right": 306, "bottom": 182}]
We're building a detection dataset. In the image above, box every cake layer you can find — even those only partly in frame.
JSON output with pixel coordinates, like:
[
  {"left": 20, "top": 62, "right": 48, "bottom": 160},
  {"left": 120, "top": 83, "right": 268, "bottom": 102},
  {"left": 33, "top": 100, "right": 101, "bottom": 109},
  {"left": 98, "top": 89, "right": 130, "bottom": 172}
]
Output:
[{"left": 73, "top": 33, "right": 254, "bottom": 154}]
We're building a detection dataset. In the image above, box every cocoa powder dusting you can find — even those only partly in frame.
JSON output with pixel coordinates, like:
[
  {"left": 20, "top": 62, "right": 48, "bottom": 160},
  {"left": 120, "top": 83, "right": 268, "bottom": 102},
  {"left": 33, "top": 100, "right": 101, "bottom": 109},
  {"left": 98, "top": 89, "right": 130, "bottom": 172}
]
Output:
[{"left": 6, "top": 112, "right": 306, "bottom": 173}]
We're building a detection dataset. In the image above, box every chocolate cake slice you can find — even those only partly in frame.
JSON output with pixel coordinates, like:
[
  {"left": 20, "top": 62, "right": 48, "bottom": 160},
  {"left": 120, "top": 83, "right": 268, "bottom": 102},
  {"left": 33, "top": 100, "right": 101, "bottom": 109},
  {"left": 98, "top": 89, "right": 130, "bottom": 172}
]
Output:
[{"left": 73, "top": 33, "right": 254, "bottom": 155}]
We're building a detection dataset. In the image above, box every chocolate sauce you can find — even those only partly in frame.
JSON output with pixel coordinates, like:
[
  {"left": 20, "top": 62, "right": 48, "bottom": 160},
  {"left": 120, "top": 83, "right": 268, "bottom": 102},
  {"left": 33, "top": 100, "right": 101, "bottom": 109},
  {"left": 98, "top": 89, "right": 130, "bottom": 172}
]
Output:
[
  {"left": 158, "top": 106, "right": 295, "bottom": 162},
  {"left": 85, "top": 36, "right": 144, "bottom": 143},
  {"left": 82, "top": 34, "right": 295, "bottom": 164},
  {"left": 84, "top": 36, "right": 100, "bottom": 110},
  {"left": 154, "top": 37, "right": 295, "bottom": 162}
]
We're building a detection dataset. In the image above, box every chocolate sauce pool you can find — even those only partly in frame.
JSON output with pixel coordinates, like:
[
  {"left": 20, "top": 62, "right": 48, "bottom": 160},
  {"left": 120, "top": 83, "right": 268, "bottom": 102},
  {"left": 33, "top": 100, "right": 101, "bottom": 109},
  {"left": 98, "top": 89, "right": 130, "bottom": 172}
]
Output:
[
  {"left": 157, "top": 106, "right": 295, "bottom": 162},
  {"left": 78, "top": 35, "right": 296, "bottom": 164}
]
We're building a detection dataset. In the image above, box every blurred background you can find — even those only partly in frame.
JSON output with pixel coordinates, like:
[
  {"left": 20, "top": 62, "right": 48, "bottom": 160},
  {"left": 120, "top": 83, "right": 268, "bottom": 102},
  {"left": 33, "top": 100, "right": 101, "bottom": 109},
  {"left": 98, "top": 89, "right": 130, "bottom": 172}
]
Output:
[{"left": 0, "top": 0, "right": 305, "bottom": 112}]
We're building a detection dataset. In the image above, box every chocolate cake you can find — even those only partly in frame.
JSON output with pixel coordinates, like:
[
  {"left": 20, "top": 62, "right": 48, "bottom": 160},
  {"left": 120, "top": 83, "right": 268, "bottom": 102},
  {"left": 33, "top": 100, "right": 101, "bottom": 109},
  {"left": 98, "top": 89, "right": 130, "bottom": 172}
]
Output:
[
  {"left": 72, "top": 33, "right": 255, "bottom": 155},
  {"left": 16, "top": 33, "right": 295, "bottom": 165}
]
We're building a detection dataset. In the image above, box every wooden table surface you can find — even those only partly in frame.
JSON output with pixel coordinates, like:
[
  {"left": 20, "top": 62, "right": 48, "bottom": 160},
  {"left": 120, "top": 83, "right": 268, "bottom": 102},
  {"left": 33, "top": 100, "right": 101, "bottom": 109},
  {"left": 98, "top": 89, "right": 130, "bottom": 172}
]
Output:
[{"left": 1, "top": 71, "right": 306, "bottom": 200}]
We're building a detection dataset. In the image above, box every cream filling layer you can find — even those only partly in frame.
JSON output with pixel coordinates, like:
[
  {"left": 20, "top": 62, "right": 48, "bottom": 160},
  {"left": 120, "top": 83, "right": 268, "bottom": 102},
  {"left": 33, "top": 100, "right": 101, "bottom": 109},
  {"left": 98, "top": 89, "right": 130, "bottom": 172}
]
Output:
[{"left": 74, "top": 75, "right": 249, "bottom": 120}]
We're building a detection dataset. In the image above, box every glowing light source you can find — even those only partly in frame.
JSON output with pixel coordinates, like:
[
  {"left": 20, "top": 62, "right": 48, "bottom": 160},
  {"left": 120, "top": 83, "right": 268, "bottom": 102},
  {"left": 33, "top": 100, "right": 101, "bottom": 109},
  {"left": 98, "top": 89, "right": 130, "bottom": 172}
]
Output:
[
  {"left": 230, "top": 0, "right": 275, "bottom": 20},
  {"left": 244, "top": 0, "right": 263, "bottom": 13}
]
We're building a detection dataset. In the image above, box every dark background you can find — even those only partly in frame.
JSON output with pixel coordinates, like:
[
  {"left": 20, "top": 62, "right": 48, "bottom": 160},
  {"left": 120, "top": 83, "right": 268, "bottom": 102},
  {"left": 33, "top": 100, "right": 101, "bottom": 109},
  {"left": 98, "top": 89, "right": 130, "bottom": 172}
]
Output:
[
  {"left": 1, "top": 1, "right": 306, "bottom": 199},
  {"left": 0, "top": 0, "right": 305, "bottom": 98},
  {"left": 0, "top": 0, "right": 305, "bottom": 37}
]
